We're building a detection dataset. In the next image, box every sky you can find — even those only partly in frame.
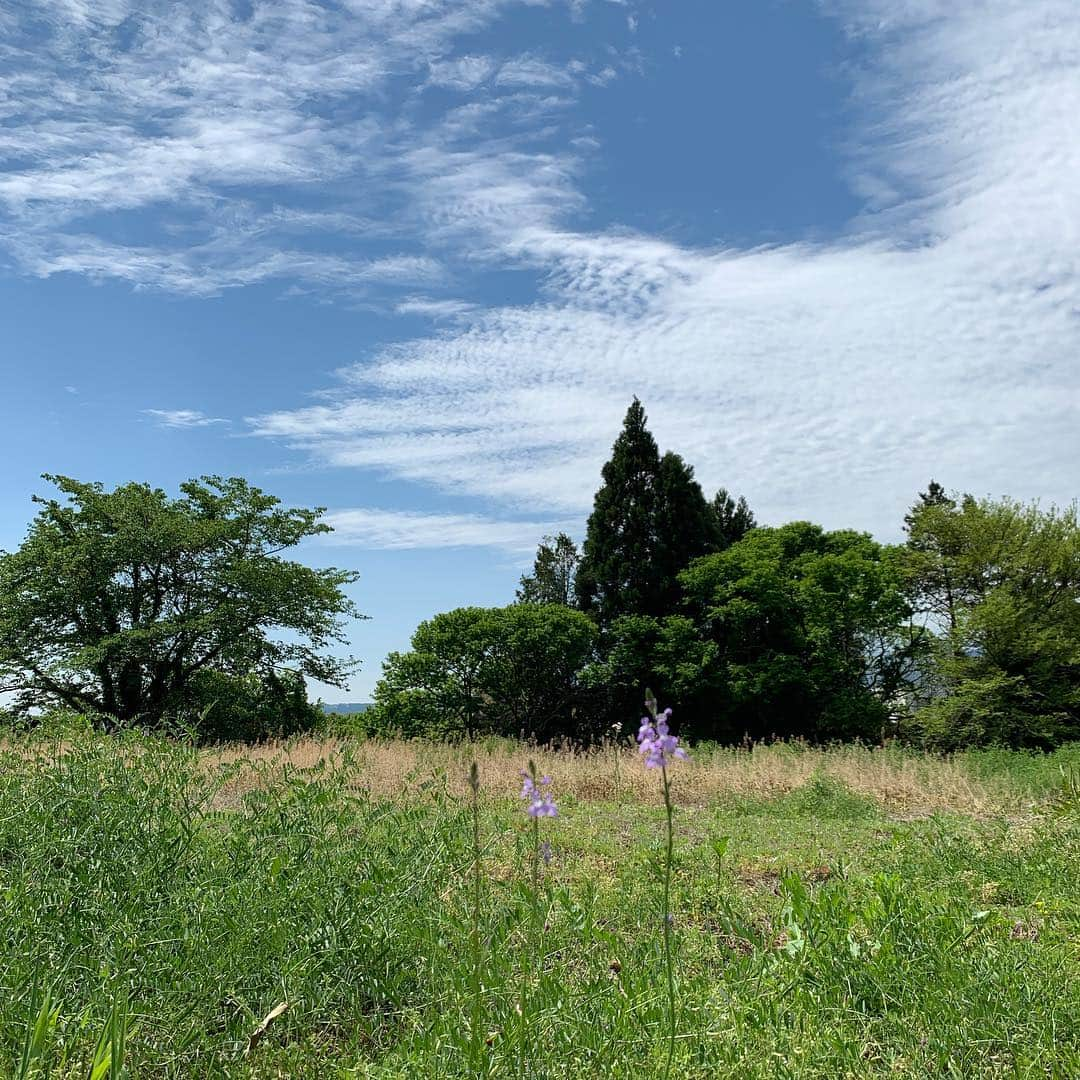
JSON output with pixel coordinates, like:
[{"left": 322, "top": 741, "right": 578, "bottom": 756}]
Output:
[{"left": 1, "top": 0, "right": 1078, "bottom": 702}]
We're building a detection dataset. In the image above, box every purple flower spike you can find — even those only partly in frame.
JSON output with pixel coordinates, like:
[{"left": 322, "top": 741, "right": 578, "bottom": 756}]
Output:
[
  {"left": 637, "top": 704, "right": 689, "bottom": 770},
  {"left": 520, "top": 770, "right": 558, "bottom": 818}
]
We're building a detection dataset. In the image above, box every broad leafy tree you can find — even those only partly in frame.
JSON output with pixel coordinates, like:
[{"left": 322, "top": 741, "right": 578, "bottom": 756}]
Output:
[
  {"left": 903, "top": 480, "right": 963, "bottom": 632},
  {"left": 517, "top": 533, "right": 580, "bottom": 607},
  {"left": 0, "top": 475, "right": 361, "bottom": 728},
  {"left": 905, "top": 494, "right": 1080, "bottom": 747},
  {"left": 371, "top": 604, "right": 598, "bottom": 739},
  {"left": 679, "top": 523, "right": 918, "bottom": 742}
]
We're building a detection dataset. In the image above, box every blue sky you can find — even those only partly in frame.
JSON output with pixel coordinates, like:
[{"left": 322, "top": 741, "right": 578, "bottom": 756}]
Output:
[{"left": 2, "top": 0, "right": 1078, "bottom": 701}]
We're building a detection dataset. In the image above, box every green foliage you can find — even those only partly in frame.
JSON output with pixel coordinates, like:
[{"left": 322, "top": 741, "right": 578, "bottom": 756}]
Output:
[
  {"left": 576, "top": 399, "right": 666, "bottom": 624},
  {"left": 678, "top": 523, "right": 920, "bottom": 742},
  {"left": 710, "top": 486, "right": 756, "bottom": 549},
  {"left": 177, "top": 668, "right": 323, "bottom": 744},
  {"left": 516, "top": 533, "right": 580, "bottom": 607},
  {"left": 371, "top": 604, "right": 598, "bottom": 739},
  {"left": 0, "top": 475, "right": 361, "bottom": 736},
  {"left": 581, "top": 614, "right": 664, "bottom": 728},
  {"left": 0, "top": 734, "right": 464, "bottom": 1077},
  {"left": 575, "top": 399, "right": 748, "bottom": 629},
  {"left": 0, "top": 733, "right": 1076, "bottom": 1076},
  {"left": 581, "top": 613, "right": 719, "bottom": 735},
  {"left": 777, "top": 774, "right": 882, "bottom": 819},
  {"left": 653, "top": 452, "right": 718, "bottom": 611},
  {"left": 904, "top": 492, "right": 1080, "bottom": 747}
]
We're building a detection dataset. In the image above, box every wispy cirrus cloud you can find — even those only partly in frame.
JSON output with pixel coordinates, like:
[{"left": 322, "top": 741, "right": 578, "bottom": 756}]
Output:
[
  {"left": 144, "top": 409, "right": 229, "bottom": 429},
  {"left": 320, "top": 508, "right": 573, "bottom": 552},
  {"left": 427, "top": 54, "right": 498, "bottom": 91},
  {"left": 249, "top": 0, "right": 1080, "bottom": 538},
  {"left": 3, "top": 0, "right": 1079, "bottom": 551},
  {"left": 0, "top": 0, "right": 600, "bottom": 297},
  {"left": 395, "top": 296, "right": 477, "bottom": 319}
]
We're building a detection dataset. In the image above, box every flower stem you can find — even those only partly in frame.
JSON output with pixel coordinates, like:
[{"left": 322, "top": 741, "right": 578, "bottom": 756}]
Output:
[
  {"left": 518, "top": 815, "right": 540, "bottom": 1080},
  {"left": 469, "top": 761, "right": 482, "bottom": 1077},
  {"left": 661, "top": 764, "right": 676, "bottom": 1080}
]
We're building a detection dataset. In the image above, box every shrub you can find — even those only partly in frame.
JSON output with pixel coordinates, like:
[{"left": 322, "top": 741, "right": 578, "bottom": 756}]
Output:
[
  {"left": 174, "top": 668, "right": 323, "bottom": 744},
  {"left": 372, "top": 604, "right": 598, "bottom": 740}
]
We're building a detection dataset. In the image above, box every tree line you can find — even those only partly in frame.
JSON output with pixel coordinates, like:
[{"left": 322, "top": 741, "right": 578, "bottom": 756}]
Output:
[
  {"left": 372, "top": 400, "right": 1080, "bottom": 749},
  {"left": 2, "top": 405, "right": 1077, "bottom": 747}
]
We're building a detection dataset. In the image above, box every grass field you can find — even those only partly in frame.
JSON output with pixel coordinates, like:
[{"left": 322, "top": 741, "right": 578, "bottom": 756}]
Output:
[{"left": 1, "top": 733, "right": 1077, "bottom": 1077}]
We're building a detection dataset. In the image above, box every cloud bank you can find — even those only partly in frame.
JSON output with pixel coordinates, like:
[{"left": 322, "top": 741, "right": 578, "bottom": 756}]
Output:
[
  {"left": 251, "top": 0, "right": 1080, "bottom": 538},
  {"left": 4, "top": 0, "right": 1078, "bottom": 545}
]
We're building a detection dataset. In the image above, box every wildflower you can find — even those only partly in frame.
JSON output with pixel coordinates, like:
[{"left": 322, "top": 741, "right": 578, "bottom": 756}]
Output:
[
  {"left": 520, "top": 771, "right": 558, "bottom": 818},
  {"left": 517, "top": 764, "right": 555, "bottom": 1079},
  {"left": 637, "top": 693, "right": 686, "bottom": 1079},
  {"left": 637, "top": 707, "right": 689, "bottom": 770}
]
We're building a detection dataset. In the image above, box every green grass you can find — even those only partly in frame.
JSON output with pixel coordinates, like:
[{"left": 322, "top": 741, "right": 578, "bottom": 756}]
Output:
[{"left": 0, "top": 735, "right": 1077, "bottom": 1077}]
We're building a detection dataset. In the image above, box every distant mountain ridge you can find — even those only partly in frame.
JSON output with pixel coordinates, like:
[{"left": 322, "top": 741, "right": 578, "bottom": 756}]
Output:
[{"left": 321, "top": 702, "right": 372, "bottom": 715}]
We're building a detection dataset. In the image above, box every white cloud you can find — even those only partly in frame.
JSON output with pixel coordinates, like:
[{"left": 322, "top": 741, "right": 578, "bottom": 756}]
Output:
[
  {"left": 395, "top": 296, "right": 477, "bottom": 318},
  {"left": 249, "top": 0, "right": 1080, "bottom": 539},
  {"left": 494, "top": 56, "right": 578, "bottom": 90},
  {"left": 144, "top": 409, "right": 230, "bottom": 428},
  {"left": 4, "top": 0, "right": 1079, "bottom": 546},
  {"left": 0, "top": 0, "right": 579, "bottom": 293},
  {"left": 11, "top": 233, "right": 444, "bottom": 297},
  {"left": 320, "top": 508, "right": 570, "bottom": 552},
  {"left": 427, "top": 55, "right": 498, "bottom": 91}
]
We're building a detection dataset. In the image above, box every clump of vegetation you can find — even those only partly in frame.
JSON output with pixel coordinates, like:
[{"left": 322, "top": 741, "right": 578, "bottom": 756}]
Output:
[
  {"left": 371, "top": 402, "right": 1080, "bottom": 751},
  {"left": 369, "top": 603, "right": 597, "bottom": 740},
  {"left": 0, "top": 474, "right": 359, "bottom": 743},
  {"left": 0, "top": 728, "right": 1076, "bottom": 1077}
]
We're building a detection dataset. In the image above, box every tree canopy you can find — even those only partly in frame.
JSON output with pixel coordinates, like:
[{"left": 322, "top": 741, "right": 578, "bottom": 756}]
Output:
[
  {"left": 675, "top": 523, "right": 918, "bottom": 742},
  {"left": 711, "top": 487, "right": 757, "bottom": 550},
  {"left": 904, "top": 493, "right": 1080, "bottom": 748},
  {"left": 370, "top": 604, "right": 597, "bottom": 739},
  {"left": 367, "top": 410, "right": 1080, "bottom": 750},
  {"left": 517, "top": 533, "right": 580, "bottom": 607},
  {"left": 576, "top": 399, "right": 748, "bottom": 626},
  {"left": 653, "top": 451, "right": 718, "bottom": 611},
  {"left": 576, "top": 398, "right": 665, "bottom": 624},
  {"left": 7, "top": 416, "right": 1074, "bottom": 754},
  {"left": 0, "top": 474, "right": 360, "bottom": 730}
]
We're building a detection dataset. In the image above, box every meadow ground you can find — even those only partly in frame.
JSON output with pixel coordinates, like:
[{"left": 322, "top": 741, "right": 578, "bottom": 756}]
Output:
[{"left": 0, "top": 733, "right": 1077, "bottom": 1077}]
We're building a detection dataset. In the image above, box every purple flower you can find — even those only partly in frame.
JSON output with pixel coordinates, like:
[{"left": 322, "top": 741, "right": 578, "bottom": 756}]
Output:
[
  {"left": 520, "top": 771, "right": 558, "bottom": 818},
  {"left": 637, "top": 706, "right": 689, "bottom": 770}
]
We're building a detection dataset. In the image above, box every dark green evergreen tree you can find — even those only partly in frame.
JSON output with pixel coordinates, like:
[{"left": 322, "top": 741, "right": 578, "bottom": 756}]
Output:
[
  {"left": 517, "top": 533, "right": 580, "bottom": 607},
  {"left": 654, "top": 452, "right": 717, "bottom": 609},
  {"left": 576, "top": 398, "right": 664, "bottom": 624},
  {"left": 711, "top": 487, "right": 756, "bottom": 549}
]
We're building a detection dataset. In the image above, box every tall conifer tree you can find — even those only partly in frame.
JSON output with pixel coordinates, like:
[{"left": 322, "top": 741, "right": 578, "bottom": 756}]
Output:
[
  {"left": 654, "top": 452, "right": 717, "bottom": 608},
  {"left": 711, "top": 487, "right": 757, "bottom": 549},
  {"left": 516, "top": 533, "right": 580, "bottom": 607},
  {"left": 576, "top": 399, "right": 663, "bottom": 624}
]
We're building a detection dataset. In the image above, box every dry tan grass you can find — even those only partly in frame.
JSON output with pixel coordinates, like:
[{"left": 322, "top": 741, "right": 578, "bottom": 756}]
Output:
[
  {"left": 1, "top": 732, "right": 1032, "bottom": 816},
  {"left": 200, "top": 736, "right": 1032, "bottom": 816}
]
